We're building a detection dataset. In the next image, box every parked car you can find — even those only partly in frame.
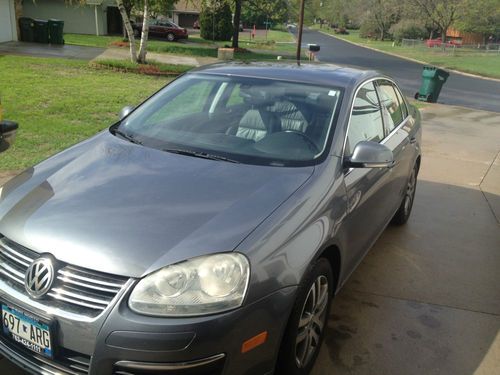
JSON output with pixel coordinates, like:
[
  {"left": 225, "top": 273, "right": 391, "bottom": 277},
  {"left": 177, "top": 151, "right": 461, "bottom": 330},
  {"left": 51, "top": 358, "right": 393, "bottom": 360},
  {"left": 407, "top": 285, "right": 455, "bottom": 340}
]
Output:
[
  {"left": 0, "top": 63, "right": 421, "bottom": 375},
  {"left": 133, "top": 19, "right": 188, "bottom": 41},
  {"left": 426, "top": 38, "right": 461, "bottom": 48}
]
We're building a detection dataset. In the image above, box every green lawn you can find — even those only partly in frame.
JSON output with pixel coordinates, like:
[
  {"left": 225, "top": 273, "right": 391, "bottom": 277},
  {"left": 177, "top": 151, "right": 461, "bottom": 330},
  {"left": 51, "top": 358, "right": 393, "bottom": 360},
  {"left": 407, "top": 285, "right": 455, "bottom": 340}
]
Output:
[
  {"left": 64, "top": 30, "right": 296, "bottom": 58},
  {"left": 312, "top": 26, "right": 500, "bottom": 79},
  {"left": 0, "top": 55, "right": 169, "bottom": 171},
  {"left": 64, "top": 33, "right": 122, "bottom": 48}
]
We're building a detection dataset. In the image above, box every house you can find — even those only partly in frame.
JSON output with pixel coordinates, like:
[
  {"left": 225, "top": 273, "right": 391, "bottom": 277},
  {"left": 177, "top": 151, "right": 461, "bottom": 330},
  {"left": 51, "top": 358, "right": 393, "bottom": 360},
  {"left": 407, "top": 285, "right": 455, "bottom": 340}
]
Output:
[
  {"left": 172, "top": 0, "right": 201, "bottom": 28},
  {"left": 447, "top": 27, "right": 484, "bottom": 45},
  {"left": 21, "top": 0, "right": 124, "bottom": 36},
  {"left": 0, "top": 0, "right": 18, "bottom": 43}
]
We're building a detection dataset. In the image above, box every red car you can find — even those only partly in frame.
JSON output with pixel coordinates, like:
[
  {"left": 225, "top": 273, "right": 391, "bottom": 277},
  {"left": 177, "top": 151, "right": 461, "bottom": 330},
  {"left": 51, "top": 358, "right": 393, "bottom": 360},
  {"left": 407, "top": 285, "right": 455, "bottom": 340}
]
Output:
[
  {"left": 426, "top": 38, "right": 461, "bottom": 48},
  {"left": 133, "top": 20, "right": 188, "bottom": 42}
]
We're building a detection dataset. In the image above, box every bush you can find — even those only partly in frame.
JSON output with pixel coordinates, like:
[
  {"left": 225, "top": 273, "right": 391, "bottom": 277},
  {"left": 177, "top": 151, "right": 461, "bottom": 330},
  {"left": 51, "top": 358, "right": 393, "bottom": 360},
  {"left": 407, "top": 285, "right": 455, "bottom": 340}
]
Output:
[
  {"left": 390, "top": 20, "right": 427, "bottom": 42},
  {"left": 359, "top": 19, "right": 380, "bottom": 39},
  {"left": 200, "top": 1, "right": 233, "bottom": 41}
]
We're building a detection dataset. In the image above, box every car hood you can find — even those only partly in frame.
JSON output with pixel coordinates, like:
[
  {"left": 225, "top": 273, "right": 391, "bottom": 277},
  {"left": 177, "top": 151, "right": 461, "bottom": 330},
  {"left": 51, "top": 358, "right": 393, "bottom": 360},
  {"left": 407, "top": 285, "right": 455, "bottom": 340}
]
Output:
[{"left": 0, "top": 132, "right": 313, "bottom": 277}]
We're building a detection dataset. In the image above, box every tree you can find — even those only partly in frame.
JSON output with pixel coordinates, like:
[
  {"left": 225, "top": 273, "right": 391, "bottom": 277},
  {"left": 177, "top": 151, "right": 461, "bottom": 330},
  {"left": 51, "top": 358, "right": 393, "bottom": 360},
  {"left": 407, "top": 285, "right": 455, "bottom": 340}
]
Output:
[
  {"left": 116, "top": 0, "right": 179, "bottom": 63},
  {"left": 242, "top": 0, "right": 288, "bottom": 27},
  {"left": 200, "top": 0, "right": 233, "bottom": 41},
  {"left": 363, "top": 0, "right": 401, "bottom": 40},
  {"left": 116, "top": 0, "right": 138, "bottom": 62},
  {"left": 455, "top": 0, "right": 500, "bottom": 41},
  {"left": 411, "top": 0, "right": 462, "bottom": 43},
  {"left": 232, "top": 0, "right": 242, "bottom": 48}
]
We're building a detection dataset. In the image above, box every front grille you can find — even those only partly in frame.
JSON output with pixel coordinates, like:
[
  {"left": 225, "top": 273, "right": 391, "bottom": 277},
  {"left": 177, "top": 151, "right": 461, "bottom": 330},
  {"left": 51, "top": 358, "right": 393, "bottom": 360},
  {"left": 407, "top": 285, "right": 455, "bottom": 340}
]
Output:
[{"left": 0, "top": 236, "right": 129, "bottom": 317}]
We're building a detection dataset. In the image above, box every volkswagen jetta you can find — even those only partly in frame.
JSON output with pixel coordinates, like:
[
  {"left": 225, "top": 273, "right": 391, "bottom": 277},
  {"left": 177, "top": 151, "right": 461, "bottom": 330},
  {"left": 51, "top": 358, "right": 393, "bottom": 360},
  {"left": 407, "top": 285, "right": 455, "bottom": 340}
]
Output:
[{"left": 0, "top": 62, "right": 421, "bottom": 375}]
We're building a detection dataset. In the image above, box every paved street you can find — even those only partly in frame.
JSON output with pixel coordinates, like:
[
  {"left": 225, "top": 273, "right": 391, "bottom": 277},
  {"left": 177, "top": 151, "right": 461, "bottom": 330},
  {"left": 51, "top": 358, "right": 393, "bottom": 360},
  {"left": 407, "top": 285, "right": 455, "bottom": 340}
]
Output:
[
  {"left": 296, "top": 28, "right": 500, "bottom": 113},
  {"left": 1, "top": 104, "right": 499, "bottom": 374}
]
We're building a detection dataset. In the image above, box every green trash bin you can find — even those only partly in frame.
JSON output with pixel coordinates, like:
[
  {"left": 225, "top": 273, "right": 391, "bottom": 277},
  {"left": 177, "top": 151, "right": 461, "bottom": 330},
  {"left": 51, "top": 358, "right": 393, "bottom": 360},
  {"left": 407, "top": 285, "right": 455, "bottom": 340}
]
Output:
[
  {"left": 415, "top": 66, "right": 449, "bottom": 103},
  {"left": 18, "top": 17, "right": 35, "bottom": 42},
  {"left": 33, "top": 19, "right": 49, "bottom": 44},
  {"left": 48, "top": 19, "right": 65, "bottom": 45}
]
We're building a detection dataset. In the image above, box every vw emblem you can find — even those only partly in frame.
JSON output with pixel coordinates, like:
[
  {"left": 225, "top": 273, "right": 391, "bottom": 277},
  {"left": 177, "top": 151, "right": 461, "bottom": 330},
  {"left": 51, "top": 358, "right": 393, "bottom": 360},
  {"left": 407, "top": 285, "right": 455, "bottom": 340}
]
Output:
[{"left": 25, "top": 257, "right": 55, "bottom": 299}]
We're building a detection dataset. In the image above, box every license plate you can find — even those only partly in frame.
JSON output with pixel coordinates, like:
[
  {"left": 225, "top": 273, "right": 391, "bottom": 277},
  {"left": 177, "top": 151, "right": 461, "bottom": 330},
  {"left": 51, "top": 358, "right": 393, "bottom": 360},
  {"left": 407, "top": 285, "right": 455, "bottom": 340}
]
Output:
[{"left": 1, "top": 304, "right": 53, "bottom": 359}]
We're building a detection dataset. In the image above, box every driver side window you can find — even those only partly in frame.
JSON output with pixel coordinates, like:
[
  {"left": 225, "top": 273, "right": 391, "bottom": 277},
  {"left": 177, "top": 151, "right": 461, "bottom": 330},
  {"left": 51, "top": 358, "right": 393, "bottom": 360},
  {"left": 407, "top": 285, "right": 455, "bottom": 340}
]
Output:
[{"left": 346, "top": 81, "right": 384, "bottom": 155}]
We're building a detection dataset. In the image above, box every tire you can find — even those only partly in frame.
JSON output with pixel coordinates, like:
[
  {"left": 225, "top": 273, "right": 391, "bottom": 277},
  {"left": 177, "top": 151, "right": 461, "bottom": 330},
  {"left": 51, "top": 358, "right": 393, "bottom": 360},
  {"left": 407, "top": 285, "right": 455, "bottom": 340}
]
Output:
[
  {"left": 167, "top": 33, "right": 175, "bottom": 42},
  {"left": 392, "top": 163, "right": 418, "bottom": 225},
  {"left": 276, "top": 258, "right": 334, "bottom": 375}
]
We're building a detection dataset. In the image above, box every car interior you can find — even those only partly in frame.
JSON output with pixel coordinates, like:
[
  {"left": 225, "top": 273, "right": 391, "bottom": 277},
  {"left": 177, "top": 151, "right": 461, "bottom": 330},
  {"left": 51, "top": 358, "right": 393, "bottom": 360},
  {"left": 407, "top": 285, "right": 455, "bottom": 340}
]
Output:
[{"left": 124, "top": 78, "right": 341, "bottom": 164}]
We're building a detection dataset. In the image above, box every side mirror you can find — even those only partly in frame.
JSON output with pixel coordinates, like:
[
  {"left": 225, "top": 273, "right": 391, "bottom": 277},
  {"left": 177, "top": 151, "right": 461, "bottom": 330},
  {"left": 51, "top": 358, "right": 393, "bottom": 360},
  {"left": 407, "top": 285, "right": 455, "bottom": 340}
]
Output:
[
  {"left": 344, "top": 141, "right": 394, "bottom": 168},
  {"left": 0, "top": 120, "right": 19, "bottom": 153},
  {"left": 119, "top": 106, "right": 135, "bottom": 120}
]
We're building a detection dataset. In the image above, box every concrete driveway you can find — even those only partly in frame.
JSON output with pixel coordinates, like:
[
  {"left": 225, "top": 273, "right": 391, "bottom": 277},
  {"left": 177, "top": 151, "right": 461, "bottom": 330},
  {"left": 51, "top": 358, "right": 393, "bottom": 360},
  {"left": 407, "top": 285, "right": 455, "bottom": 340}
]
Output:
[
  {"left": 1, "top": 104, "right": 499, "bottom": 374},
  {"left": 312, "top": 104, "right": 500, "bottom": 375}
]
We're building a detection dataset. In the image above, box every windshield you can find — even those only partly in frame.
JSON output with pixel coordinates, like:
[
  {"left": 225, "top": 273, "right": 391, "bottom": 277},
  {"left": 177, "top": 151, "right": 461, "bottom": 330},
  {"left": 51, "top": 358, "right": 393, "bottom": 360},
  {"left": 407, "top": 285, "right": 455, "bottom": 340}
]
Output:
[{"left": 116, "top": 73, "right": 342, "bottom": 166}]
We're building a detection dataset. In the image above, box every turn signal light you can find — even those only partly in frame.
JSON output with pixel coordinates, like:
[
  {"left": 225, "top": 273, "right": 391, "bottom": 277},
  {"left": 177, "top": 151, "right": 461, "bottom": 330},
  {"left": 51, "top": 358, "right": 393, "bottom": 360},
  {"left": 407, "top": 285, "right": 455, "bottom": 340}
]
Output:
[{"left": 241, "top": 331, "right": 268, "bottom": 353}]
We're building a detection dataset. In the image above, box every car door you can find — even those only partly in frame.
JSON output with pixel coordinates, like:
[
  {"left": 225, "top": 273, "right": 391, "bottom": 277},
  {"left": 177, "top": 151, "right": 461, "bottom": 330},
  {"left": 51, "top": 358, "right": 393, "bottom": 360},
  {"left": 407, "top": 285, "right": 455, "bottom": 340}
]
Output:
[
  {"left": 375, "top": 79, "right": 414, "bottom": 213},
  {"left": 341, "top": 81, "right": 396, "bottom": 271},
  {"left": 147, "top": 20, "right": 158, "bottom": 37}
]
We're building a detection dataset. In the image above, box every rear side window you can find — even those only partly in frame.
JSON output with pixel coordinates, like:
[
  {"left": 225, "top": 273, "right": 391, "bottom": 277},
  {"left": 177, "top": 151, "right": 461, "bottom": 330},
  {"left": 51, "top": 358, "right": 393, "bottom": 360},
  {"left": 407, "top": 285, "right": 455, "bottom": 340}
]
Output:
[
  {"left": 393, "top": 84, "right": 408, "bottom": 118},
  {"left": 346, "top": 81, "right": 385, "bottom": 155},
  {"left": 377, "top": 80, "right": 404, "bottom": 132}
]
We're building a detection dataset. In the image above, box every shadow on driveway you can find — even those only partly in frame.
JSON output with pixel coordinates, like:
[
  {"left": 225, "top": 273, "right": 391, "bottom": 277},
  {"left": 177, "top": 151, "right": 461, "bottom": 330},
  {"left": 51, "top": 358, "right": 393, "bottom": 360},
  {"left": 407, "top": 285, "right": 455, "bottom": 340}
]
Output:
[
  {"left": 313, "top": 179, "right": 500, "bottom": 375},
  {"left": 0, "top": 42, "right": 104, "bottom": 61}
]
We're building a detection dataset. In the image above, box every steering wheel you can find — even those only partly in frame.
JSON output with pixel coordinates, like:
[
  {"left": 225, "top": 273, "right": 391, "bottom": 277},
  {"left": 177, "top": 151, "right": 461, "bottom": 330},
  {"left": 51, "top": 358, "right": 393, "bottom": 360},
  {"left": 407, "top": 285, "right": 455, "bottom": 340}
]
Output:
[{"left": 283, "top": 130, "right": 319, "bottom": 153}]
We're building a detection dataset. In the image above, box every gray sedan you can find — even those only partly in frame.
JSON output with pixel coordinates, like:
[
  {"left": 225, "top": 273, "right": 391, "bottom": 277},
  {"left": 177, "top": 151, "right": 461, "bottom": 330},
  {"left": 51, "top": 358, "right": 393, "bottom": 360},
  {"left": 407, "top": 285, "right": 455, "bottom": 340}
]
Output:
[{"left": 0, "top": 62, "right": 421, "bottom": 375}]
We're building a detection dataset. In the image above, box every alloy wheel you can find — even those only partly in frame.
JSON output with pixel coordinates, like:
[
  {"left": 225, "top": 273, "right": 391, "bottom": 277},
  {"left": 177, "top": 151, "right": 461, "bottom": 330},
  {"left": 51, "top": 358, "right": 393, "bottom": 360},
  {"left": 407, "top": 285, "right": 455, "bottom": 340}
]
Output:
[
  {"left": 404, "top": 168, "right": 417, "bottom": 215},
  {"left": 295, "top": 275, "right": 329, "bottom": 368}
]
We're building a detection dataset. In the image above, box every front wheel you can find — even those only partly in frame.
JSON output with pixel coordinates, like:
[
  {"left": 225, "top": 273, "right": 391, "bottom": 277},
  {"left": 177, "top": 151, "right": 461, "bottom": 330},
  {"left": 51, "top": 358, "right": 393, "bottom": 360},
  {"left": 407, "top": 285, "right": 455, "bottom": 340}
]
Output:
[
  {"left": 392, "top": 163, "right": 418, "bottom": 225},
  {"left": 166, "top": 33, "right": 175, "bottom": 42},
  {"left": 276, "top": 258, "right": 334, "bottom": 375}
]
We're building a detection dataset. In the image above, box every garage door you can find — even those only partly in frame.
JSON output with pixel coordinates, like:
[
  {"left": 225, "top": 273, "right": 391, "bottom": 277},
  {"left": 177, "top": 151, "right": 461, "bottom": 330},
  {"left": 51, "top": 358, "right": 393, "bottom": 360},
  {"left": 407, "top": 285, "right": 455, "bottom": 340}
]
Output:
[
  {"left": 0, "top": 0, "right": 15, "bottom": 43},
  {"left": 178, "top": 13, "right": 198, "bottom": 28}
]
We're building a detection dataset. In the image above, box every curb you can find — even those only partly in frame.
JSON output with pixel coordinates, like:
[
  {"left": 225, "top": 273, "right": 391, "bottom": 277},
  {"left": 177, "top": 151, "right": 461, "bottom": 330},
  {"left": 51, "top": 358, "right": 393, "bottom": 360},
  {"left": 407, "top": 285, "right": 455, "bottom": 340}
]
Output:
[{"left": 316, "top": 30, "right": 500, "bottom": 83}]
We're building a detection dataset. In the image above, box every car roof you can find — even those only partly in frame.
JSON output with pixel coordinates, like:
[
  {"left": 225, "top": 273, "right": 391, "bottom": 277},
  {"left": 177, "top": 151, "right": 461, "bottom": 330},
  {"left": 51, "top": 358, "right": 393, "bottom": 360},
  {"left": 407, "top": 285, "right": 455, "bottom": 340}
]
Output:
[{"left": 188, "top": 61, "right": 381, "bottom": 90}]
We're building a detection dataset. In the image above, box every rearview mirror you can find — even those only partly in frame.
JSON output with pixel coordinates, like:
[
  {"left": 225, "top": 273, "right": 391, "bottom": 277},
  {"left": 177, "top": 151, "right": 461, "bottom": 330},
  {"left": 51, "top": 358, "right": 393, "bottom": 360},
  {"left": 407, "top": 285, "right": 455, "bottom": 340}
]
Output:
[
  {"left": 119, "top": 106, "right": 135, "bottom": 120},
  {"left": 0, "top": 120, "right": 19, "bottom": 153},
  {"left": 344, "top": 141, "right": 394, "bottom": 168}
]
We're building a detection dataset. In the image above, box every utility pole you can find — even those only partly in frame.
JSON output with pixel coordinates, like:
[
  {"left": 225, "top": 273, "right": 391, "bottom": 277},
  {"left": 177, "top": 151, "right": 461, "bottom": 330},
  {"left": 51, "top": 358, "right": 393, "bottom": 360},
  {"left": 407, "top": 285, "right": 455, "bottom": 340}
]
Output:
[{"left": 296, "top": 0, "right": 306, "bottom": 63}]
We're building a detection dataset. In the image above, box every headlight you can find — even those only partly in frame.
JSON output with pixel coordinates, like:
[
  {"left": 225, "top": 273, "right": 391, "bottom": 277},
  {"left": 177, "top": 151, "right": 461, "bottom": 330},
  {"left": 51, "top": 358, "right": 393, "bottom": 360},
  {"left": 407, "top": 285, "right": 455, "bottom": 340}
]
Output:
[{"left": 129, "top": 253, "right": 250, "bottom": 317}]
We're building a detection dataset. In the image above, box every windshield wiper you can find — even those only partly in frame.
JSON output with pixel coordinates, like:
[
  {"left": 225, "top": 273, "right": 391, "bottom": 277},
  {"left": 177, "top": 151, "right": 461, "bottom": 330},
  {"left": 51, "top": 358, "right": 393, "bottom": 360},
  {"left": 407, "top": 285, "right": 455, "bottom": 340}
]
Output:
[
  {"left": 112, "top": 128, "right": 142, "bottom": 145},
  {"left": 163, "top": 148, "right": 240, "bottom": 163}
]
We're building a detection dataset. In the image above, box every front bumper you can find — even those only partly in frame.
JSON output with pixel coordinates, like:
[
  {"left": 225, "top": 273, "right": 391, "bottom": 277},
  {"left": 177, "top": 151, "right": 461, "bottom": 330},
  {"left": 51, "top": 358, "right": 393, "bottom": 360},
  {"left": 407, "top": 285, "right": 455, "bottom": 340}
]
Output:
[{"left": 0, "top": 284, "right": 297, "bottom": 375}]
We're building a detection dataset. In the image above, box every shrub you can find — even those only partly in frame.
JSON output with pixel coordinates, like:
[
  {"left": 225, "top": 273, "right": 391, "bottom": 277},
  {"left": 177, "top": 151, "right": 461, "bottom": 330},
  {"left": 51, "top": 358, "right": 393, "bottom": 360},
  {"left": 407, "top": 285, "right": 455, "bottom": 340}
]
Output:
[
  {"left": 390, "top": 20, "right": 427, "bottom": 42},
  {"left": 359, "top": 19, "right": 380, "bottom": 39},
  {"left": 200, "top": 1, "right": 233, "bottom": 41}
]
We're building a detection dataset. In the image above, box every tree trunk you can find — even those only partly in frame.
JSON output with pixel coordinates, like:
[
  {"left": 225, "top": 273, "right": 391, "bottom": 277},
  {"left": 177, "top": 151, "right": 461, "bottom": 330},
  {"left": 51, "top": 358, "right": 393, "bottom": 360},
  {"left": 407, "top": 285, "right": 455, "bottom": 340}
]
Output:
[
  {"left": 138, "top": 0, "right": 150, "bottom": 64},
  {"left": 14, "top": 0, "right": 23, "bottom": 40},
  {"left": 116, "top": 0, "right": 137, "bottom": 62},
  {"left": 232, "top": 0, "right": 242, "bottom": 49}
]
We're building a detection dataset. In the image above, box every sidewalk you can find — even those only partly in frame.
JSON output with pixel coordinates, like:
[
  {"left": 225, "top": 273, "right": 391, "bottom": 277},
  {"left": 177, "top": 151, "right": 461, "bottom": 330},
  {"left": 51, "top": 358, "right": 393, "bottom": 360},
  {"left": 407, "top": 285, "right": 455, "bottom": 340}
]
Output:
[{"left": 0, "top": 41, "right": 217, "bottom": 66}]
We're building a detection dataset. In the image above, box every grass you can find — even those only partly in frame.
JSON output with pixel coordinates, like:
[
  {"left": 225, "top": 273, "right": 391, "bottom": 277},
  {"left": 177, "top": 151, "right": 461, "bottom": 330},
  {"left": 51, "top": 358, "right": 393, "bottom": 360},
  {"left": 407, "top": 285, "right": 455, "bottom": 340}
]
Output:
[
  {"left": 64, "top": 33, "right": 122, "bottom": 48},
  {"left": 64, "top": 30, "right": 297, "bottom": 58},
  {"left": 0, "top": 55, "right": 169, "bottom": 171},
  {"left": 312, "top": 26, "right": 500, "bottom": 79}
]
